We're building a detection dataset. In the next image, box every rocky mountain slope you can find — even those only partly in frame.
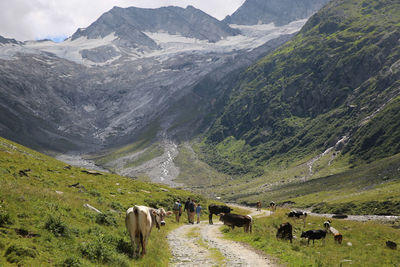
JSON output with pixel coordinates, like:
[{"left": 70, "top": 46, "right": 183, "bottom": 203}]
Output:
[
  {"left": 203, "top": 0, "right": 400, "bottom": 175},
  {"left": 0, "top": 3, "right": 308, "bottom": 155},
  {"left": 224, "top": 0, "right": 330, "bottom": 26}
]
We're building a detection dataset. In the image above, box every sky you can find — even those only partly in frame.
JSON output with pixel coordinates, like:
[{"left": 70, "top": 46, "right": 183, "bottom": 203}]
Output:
[{"left": 0, "top": 0, "right": 246, "bottom": 42}]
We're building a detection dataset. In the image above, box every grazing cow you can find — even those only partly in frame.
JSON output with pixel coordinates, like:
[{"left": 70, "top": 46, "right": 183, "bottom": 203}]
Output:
[
  {"left": 208, "top": 204, "right": 232, "bottom": 224},
  {"left": 276, "top": 222, "right": 293, "bottom": 243},
  {"left": 301, "top": 230, "right": 327, "bottom": 245},
  {"left": 323, "top": 220, "right": 342, "bottom": 244},
  {"left": 288, "top": 210, "right": 307, "bottom": 226},
  {"left": 125, "top": 205, "right": 171, "bottom": 258},
  {"left": 269, "top": 201, "right": 276, "bottom": 211},
  {"left": 219, "top": 213, "right": 253, "bottom": 233}
]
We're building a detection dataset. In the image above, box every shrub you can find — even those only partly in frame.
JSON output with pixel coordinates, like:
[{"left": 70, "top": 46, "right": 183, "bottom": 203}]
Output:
[
  {"left": 0, "top": 211, "right": 14, "bottom": 226},
  {"left": 58, "top": 256, "right": 82, "bottom": 267},
  {"left": 88, "top": 189, "right": 101, "bottom": 197},
  {"left": 5, "top": 244, "right": 37, "bottom": 263},
  {"left": 116, "top": 238, "right": 133, "bottom": 257},
  {"left": 44, "top": 215, "right": 69, "bottom": 237},
  {"left": 95, "top": 212, "right": 117, "bottom": 227},
  {"left": 110, "top": 201, "right": 124, "bottom": 211},
  {"left": 80, "top": 235, "right": 113, "bottom": 263}
]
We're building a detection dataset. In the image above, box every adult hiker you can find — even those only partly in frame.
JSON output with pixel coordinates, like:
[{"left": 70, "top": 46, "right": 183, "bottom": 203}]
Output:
[
  {"left": 188, "top": 199, "right": 196, "bottom": 224},
  {"left": 256, "top": 200, "right": 262, "bottom": 211},
  {"left": 173, "top": 199, "right": 182, "bottom": 222},
  {"left": 196, "top": 203, "right": 202, "bottom": 224},
  {"left": 184, "top": 197, "right": 191, "bottom": 223}
]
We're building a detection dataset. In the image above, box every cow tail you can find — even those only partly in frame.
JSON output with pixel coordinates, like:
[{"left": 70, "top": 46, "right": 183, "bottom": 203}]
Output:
[{"left": 134, "top": 206, "right": 140, "bottom": 238}]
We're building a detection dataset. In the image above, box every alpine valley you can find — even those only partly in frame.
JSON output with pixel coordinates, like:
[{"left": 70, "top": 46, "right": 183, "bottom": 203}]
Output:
[{"left": 1, "top": 0, "right": 400, "bottom": 216}]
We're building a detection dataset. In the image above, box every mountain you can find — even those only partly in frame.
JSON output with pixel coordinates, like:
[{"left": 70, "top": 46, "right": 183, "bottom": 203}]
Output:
[
  {"left": 0, "top": 35, "right": 19, "bottom": 45},
  {"left": 72, "top": 5, "right": 240, "bottom": 48},
  {"left": 203, "top": 0, "right": 400, "bottom": 175},
  {"left": 224, "top": 0, "right": 330, "bottom": 26},
  {"left": 0, "top": 4, "right": 306, "bottom": 154}
]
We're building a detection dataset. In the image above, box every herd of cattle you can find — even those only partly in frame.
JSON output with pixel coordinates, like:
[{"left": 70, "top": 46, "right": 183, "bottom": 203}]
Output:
[{"left": 125, "top": 204, "right": 396, "bottom": 258}]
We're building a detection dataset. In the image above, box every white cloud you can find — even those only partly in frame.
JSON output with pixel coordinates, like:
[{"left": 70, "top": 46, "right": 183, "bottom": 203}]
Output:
[{"left": 0, "top": 0, "right": 245, "bottom": 41}]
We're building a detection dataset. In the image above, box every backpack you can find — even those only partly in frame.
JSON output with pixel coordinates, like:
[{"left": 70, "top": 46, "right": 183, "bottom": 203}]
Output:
[
  {"left": 189, "top": 202, "right": 195, "bottom": 212},
  {"left": 173, "top": 202, "right": 180, "bottom": 211}
]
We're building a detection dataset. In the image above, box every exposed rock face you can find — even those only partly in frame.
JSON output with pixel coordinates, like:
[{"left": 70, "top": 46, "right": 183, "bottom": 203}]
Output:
[
  {"left": 72, "top": 5, "right": 240, "bottom": 46},
  {"left": 0, "top": 4, "right": 314, "bottom": 153},
  {"left": 0, "top": 35, "right": 19, "bottom": 45},
  {"left": 224, "top": 0, "right": 330, "bottom": 26}
]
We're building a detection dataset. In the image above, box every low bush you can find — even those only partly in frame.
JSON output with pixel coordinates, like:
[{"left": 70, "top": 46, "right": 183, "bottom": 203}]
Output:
[
  {"left": 0, "top": 211, "right": 14, "bottom": 226},
  {"left": 44, "top": 215, "right": 69, "bottom": 237},
  {"left": 116, "top": 237, "right": 133, "bottom": 257},
  {"left": 79, "top": 234, "right": 129, "bottom": 266},
  {"left": 95, "top": 212, "right": 117, "bottom": 226},
  {"left": 5, "top": 244, "right": 37, "bottom": 264},
  {"left": 58, "top": 256, "right": 82, "bottom": 267}
]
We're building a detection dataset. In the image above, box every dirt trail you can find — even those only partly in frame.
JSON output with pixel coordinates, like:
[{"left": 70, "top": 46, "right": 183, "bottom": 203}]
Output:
[{"left": 168, "top": 205, "right": 279, "bottom": 267}]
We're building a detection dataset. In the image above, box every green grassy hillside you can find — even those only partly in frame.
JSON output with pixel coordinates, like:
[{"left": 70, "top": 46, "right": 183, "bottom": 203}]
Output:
[
  {"left": 222, "top": 209, "right": 400, "bottom": 266},
  {"left": 0, "top": 137, "right": 207, "bottom": 266},
  {"left": 203, "top": 0, "right": 400, "bottom": 175}
]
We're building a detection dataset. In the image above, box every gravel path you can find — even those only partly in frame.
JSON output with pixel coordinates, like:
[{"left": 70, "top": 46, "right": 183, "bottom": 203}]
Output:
[{"left": 168, "top": 206, "right": 279, "bottom": 267}]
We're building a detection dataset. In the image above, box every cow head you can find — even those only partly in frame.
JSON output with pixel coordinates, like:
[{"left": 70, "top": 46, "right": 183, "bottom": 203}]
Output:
[
  {"left": 224, "top": 207, "right": 232, "bottom": 213},
  {"left": 152, "top": 208, "right": 172, "bottom": 229},
  {"left": 217, "top": 213, "right": 225, "bottom": 222}
]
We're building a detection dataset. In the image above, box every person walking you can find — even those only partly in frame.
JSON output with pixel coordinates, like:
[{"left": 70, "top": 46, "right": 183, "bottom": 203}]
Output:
[
  {"left": 188, "top": 199, "right": 196, "bottom": 224},
  {"left": 172, "top": 199, "right": 182, "bottom": 222},
  {"left": 196, "top": 203, "right": 202, "bottom": 224},
  {"left": 256, "top": 200, "right": 261, "bottom": 211},
  {"left": 184, "top": 197, "right": 191, "bottom": 223}
]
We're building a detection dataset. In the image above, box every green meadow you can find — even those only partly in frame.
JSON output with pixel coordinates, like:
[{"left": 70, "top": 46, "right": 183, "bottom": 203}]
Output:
[
  {"left": 222, "top": 209, "right": 400, "bottom": 266},
  {"left": 0, "top": 137, "right": 210, "bottom": 266}
]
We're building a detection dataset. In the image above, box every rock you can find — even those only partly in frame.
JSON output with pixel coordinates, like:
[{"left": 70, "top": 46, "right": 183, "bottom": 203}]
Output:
[
  {"left": 81, "top": 170, "right": 102, "bottom": 175},
  {"left": 160, "top": 188, "right": 169, "bottom": 192},
  {"left": 55, "top": 191, "right": 63, "bottom": 195},
  {"left": 141, "top": 190, "right": 151, "bottom": 194},
  {"left": 347, "top": 242, "right": 352, "bottom": 247},
  {"left": 18, "top": 169, "right": 31, "bottom": 177},
  {"left": 332, "top": 214, "right": 348, "bottom": 219},
  {"left": 83, "top": 203, "right": 102, "bottom": 213},
  {"left": 386, "top": 241, "right": 397, "bottom": 250}
]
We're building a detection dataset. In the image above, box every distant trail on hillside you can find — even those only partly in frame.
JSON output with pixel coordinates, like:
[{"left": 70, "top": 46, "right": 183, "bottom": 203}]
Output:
[{"left": 168, "top": 204, "right": 279, "bottom": 267}]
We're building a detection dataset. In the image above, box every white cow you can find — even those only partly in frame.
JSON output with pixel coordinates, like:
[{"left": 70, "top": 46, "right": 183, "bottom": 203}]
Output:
[{"left": 125, "top": 205, "right": 171, "bottom": 257}]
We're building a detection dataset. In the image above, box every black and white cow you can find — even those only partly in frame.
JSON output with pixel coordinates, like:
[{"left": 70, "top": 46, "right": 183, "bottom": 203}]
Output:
[{"left": 288, "top": 210, "right": 307, "bottom": 226}]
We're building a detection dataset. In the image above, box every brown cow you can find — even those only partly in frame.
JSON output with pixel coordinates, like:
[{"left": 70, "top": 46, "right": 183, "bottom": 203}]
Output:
[
  {"left": 219, "top": 213, "right": 253, "bottom": 233},
  {"left": 125, "top": 205, "right": 171, "bottom": 258},
  {"left": 276, "top": 222, "right": 293, "bottom": 243},
  {"left": 323, "top": 220, "right": 343, "bottom": 244}
]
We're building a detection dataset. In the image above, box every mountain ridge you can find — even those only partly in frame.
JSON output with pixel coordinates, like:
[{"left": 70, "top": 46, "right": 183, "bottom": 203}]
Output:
[
  {"left": 203, "top": 0, "right": 400, "bottom": 175},
  {"left": 224, "top": 0, "right": 330, "bottom": 26}
]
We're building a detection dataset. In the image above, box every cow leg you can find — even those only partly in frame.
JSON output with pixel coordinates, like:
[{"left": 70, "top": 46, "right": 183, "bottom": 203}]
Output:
[
  {"left": 209, "top": 213, "right": 213, "bottom": 224},
  {"left": 133, "top": 233, "right": 141, "bottom": 258},
  {"left": 140, "top": 233, "right": 146, "bottom": 256}
]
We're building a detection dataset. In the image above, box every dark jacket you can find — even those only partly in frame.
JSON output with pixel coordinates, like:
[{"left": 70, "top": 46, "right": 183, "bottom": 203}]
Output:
[{"left": 184, "top": 200, "right": 190, "bottom": 211}]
